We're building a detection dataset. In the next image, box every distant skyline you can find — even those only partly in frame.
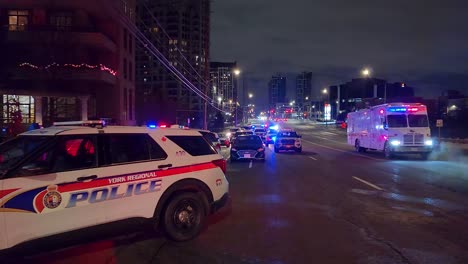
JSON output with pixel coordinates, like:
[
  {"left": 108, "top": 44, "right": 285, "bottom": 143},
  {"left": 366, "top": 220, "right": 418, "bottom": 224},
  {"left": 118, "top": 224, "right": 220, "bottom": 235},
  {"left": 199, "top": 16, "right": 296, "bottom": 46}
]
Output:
[{"left": 211, "top": 0, "right": 468, "bottom": 108}]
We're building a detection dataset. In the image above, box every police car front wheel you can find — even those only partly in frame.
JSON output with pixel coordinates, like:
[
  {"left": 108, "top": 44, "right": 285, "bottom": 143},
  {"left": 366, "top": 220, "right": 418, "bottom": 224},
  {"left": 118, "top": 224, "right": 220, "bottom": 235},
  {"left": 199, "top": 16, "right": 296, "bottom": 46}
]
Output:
[{"left": 162, "top": 192, "right": 207, "bottom": 242}]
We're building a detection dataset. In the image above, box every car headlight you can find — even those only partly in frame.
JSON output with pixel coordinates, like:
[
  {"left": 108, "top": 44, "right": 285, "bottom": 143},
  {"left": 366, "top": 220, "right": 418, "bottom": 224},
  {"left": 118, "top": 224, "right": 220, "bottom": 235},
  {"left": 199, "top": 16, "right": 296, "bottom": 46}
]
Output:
[
  {"left": 390, "top": 140, "right": 401, "bottom": 146},
  {"left": 226, "top": 132, "right": 231, "bottom": 137},
  {"left": 425, "top": 140, "right": 433, "bottom": 146}
]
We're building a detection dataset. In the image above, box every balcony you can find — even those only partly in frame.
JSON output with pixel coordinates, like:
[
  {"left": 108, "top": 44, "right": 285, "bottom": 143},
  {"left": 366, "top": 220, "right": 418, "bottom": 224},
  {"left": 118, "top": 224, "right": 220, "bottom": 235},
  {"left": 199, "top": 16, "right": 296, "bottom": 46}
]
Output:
[
  {"left": 8, "top": 66, "right": 117, "bottom": 86},
  {"left": 3, "top": 26, "right": 117, "bottom": 53}
]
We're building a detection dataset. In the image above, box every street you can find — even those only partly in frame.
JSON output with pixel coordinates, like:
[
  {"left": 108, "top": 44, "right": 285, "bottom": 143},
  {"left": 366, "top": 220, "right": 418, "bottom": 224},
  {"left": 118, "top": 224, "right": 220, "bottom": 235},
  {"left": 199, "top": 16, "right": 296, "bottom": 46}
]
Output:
[{"left": 18, "top": 120, "right": 468, "bottom": 264}]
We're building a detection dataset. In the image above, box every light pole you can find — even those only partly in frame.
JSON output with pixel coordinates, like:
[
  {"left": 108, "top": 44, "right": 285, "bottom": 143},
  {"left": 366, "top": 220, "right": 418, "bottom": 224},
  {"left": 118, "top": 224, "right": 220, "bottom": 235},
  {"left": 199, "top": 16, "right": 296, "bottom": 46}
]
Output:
[
  {"left": 233, "top": 69, "right": 241, "bottom": 126},
  {"left": 322, "top": 88, "right": 329, "bottom": 126}
]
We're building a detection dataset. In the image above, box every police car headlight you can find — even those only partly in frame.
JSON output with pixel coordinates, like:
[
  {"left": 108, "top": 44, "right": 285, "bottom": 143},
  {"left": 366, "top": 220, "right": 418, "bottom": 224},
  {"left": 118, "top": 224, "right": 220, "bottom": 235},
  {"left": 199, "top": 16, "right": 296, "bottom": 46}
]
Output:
[
  {"left": 425, "top": 140, "right": 433, "bottom": 146},
  {"left": 390, "top": 140, "right": 401, "bottom": 146}
]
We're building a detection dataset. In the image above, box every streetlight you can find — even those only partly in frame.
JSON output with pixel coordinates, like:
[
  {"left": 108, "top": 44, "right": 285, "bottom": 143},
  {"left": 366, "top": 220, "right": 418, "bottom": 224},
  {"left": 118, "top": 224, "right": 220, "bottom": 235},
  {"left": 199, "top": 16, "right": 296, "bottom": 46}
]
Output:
[
  {"left": 248, "top": 93, "right": 253, "bottom": 98},
  {"left": 233, "top": 69, "right": 241, "bottom": 125},
  {"left": 362, "top": 68, "right": 370, "bottom": 77},
  {"left": 322, "top": 88, "right": 330, "bottom": 122},
  {"left": 305, "top": 96, "right": 309, "bottom": 100},
  {"left": 217, "top": 97, "right": 222, "bottom": 103}
]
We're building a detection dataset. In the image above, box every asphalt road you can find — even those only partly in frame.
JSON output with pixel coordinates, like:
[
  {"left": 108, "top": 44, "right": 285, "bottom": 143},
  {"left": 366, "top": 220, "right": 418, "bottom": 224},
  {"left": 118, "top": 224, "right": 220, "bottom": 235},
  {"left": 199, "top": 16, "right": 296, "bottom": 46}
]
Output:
[{"left": 12, "top": 120, "right": 468, "bottom": 264}]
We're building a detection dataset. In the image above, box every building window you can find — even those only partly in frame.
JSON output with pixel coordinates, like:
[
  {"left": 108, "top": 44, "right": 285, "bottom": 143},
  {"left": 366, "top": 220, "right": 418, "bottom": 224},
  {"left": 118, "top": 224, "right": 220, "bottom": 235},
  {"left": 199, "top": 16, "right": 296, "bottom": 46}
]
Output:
[
  {"left": 129, "top": 35, "right": 133, "bottom": 54},
  {"left": 129, "top": 90, "right": 133, "bottom": 120},
  {"left": 124, "top": 28, "right": 128, "bottom": 50},
  {"left": 129, "top": 61, "right": 133, "bottom": 81},
  {"left": 124, "top": 88, "right": 128, "bottom": 120},
  {"left": 50, "top": 12, "right": 72, "bottom": 30},
  {"left": 8, "top": 10, "right": 29, "bottom": 31},
  {"left": 123, "top": 58, "right": 127, "bottom": 79},
  {"left": 1, "top": 95, "right": 35, "bottom": 124}
]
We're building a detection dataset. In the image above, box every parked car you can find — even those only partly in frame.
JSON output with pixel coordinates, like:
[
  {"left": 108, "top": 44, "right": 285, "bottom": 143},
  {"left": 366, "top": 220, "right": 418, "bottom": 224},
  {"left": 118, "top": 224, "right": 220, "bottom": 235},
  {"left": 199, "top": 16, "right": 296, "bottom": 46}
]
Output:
[
  {"left": 0, "top": 121, "right": 229, "bottom": 251},
  {"left": 230, "top": 135, "right": 266, "bottom": 162}
]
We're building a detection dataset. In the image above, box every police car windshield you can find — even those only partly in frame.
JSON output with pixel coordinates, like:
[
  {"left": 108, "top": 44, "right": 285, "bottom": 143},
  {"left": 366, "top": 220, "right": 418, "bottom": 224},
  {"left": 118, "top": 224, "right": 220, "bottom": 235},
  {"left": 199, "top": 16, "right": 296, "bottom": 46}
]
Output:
[
  {"left": 277, "top": 132, "right": 298, "bottom": 137},
  {"left": 0, "top": 136, "right": 50, "bottom": 174}
]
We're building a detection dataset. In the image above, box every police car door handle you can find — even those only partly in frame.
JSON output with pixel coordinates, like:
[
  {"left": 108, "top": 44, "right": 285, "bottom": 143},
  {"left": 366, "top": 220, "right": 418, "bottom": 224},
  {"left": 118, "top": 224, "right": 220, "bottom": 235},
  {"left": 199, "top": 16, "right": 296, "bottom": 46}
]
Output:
[
  {"left": 77, "top": 175, "right": 98, "bottom": 182},
  {"left": 158, "top": 164, "right": 172, "bottom": 169}
]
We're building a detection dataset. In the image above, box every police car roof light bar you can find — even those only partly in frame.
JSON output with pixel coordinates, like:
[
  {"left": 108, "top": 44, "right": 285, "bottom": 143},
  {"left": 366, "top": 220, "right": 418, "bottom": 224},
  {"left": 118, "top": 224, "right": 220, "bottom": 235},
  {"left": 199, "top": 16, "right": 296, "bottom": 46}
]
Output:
[{"left": 53, "top": 120, "right": 106, "bottom": 128}]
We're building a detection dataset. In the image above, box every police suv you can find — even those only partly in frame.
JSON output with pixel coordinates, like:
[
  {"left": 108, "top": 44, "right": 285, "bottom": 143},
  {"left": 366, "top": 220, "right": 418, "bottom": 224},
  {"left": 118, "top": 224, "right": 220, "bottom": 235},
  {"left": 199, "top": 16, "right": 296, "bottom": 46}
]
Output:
[
  {"left": 274, "top": 129, "right": 302, "bottom": 153},
  {"left": 0, "top": 121, "right": 229, "bottom": 251}
]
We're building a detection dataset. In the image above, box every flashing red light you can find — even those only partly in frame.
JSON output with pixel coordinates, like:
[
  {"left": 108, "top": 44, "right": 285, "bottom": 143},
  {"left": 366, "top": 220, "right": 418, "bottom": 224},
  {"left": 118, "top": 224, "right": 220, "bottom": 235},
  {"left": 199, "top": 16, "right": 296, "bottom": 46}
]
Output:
[
  {"left": 407, "top": 107, "right": 419, "bottom": 112},
  {"left": 379, "top": 109, "right": 384, "bottom": 114},
  {"left": 160, "top": 125, "right": 167, "bottom": 128}
]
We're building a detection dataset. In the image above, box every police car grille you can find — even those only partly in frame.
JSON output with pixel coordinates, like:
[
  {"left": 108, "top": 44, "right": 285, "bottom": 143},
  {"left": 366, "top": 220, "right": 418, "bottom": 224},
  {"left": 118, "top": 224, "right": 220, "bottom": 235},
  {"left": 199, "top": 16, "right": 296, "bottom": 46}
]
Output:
[
  {"left": 403, "top": 134, "right": 413, "bottom": 145},
  {"left": 281, "top": 139, "right": 295, "bottom": 145}
]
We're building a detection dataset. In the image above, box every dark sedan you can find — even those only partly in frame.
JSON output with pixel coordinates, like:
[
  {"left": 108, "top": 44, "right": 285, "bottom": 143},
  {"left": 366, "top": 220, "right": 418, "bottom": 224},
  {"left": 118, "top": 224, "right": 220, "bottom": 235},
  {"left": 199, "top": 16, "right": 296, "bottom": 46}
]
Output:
[{"left": 230, "top": 135, "right": 266, "bottom": 162}]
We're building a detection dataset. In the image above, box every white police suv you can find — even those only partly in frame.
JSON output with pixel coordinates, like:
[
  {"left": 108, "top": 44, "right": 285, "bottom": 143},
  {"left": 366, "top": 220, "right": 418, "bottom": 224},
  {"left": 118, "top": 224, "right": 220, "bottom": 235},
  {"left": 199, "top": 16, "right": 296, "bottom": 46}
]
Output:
[
  {"left": 274, "top": 129, "right": 302, "bottom": 153},
  {"left": 0, "top": 121, "right": 229, "bottom": 251}
]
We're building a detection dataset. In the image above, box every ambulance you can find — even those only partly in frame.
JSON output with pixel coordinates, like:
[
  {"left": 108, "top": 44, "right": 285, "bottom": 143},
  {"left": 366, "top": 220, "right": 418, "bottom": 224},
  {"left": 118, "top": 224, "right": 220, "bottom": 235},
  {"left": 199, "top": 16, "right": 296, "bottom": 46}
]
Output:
[
  {"left": 0, "top": 121, "right": 229, "bottom": 252},
  {"left": 347, "top": 103, "right": 433, "bottom": 159}
]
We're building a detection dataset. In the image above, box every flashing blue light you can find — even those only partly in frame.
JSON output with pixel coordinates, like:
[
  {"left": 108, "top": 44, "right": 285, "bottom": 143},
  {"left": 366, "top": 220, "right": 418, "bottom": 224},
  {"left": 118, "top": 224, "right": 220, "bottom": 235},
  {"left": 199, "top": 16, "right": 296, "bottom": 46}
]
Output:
[
  {"left": 388, "top": 107, "right": 407, "bottom": 112},
  {"left": 270, "top": 125, "right": 279, "bottom": 130},
  {"left": 148, "top": 124, "right": 157, "bottom": 129},
  {"left": 272, "top": 136, "right": 277, "bottom": 142}
]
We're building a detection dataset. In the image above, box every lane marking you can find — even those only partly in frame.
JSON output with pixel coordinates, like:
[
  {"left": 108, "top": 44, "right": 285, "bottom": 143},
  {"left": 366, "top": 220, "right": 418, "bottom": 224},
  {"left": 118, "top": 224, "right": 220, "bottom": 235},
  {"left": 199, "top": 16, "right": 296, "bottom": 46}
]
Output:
[
  {"left": 352, "top": 176, "right": 384, "bottom": 191},
  {"left": 302, "top": 139, "right": 383, "bottom": 161},
  {"left": 249, "top": 160, "right": 253, "bottom": 168},
  {"left": 308, "top": 156, "right": 318, "bottom": 161}
]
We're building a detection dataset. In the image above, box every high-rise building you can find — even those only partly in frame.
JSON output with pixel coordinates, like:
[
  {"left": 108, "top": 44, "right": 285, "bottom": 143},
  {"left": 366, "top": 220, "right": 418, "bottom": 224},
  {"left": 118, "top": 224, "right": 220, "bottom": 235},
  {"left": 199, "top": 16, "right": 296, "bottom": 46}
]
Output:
[
  {"left": 209, "top": 62, "right": 238, "bottom": 112},
  {"left": 268, "top": 74, "right": 286, "bottom": 107},
  {"left": 296, "top": 72, "right": 312, "bottom": 107},
  {"left": 0, "top": 0, "right": 136, "bottom": 130},
  {"left": 135, "top": 0, "right": 210, "bottom": 128}
]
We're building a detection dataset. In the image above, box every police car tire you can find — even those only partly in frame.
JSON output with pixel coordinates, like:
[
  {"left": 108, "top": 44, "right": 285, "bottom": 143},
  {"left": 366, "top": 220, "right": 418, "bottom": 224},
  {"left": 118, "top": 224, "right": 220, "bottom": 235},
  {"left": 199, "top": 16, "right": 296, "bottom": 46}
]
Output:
[{"left": 162, "top": 192, "right": 207, "bottom": 242}]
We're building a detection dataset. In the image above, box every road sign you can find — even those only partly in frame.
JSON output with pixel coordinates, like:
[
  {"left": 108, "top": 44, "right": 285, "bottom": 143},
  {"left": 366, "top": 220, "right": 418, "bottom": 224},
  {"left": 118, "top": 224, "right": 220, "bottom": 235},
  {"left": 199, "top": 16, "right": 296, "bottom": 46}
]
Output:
[{"left": 436, "top": 119, "right": 443, "bottom": 127}]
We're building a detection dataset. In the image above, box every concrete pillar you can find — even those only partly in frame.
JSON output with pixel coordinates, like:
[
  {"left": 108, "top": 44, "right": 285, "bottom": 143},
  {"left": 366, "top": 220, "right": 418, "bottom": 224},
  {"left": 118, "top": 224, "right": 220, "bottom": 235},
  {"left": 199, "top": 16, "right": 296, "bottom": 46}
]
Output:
[
  {"left": 80, "top": 96, "right": 89, "bottom": 121},
  {"left": 33, "top": 96, "right": 43, "bottom": 125},
  {"left": 337, "top": 86, "right": 341, "bottom": 115}
]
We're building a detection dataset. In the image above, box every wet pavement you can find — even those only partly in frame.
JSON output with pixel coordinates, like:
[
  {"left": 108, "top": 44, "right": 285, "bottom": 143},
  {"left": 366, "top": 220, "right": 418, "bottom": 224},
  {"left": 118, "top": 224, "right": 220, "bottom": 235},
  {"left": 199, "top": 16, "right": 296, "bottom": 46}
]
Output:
[{"left": 6, "top": 120, "right": 468, "bottom": 263}]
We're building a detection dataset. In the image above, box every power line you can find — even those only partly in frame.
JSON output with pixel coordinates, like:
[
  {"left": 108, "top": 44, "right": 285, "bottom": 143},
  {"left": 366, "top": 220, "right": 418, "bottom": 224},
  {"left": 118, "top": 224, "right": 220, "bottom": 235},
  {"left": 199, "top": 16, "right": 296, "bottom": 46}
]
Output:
[{"left": 106, "top": 0, "right": 226, "bottom": 113}]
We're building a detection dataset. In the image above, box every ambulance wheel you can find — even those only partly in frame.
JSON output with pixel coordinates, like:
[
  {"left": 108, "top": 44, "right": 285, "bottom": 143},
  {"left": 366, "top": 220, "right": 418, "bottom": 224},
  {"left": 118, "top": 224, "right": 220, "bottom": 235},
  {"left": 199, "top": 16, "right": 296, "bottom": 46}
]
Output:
[
  {"left": 162, "top": 192, "right": 207, "bottom": 242},
  {"left": 355, "top": 140, "right": 366, "bottom": 153},
  {"left": 384, "top": 142, "right": 394, "bottom": 159}
]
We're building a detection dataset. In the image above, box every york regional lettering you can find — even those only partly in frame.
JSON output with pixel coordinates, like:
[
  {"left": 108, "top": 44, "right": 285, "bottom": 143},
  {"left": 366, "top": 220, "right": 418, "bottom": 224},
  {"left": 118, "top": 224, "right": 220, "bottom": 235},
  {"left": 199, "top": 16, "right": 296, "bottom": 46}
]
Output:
[{"left": 66, "top": 179, "right": 162, "bottom": 208}]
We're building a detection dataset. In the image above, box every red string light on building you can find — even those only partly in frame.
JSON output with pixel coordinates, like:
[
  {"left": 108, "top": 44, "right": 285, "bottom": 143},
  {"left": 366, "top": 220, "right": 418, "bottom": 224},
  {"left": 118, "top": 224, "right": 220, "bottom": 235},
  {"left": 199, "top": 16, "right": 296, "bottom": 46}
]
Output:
[{"left": 19, "top": 62, "right": 117, "bottom": 76}]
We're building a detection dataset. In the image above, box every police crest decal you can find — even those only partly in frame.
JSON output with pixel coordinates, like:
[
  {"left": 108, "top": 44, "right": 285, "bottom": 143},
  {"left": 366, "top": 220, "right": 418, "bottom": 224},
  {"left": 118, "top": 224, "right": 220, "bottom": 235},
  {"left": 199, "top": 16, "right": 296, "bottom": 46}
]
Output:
[{"left": 43, "top": 185, "right": 62, "bottom": 209}]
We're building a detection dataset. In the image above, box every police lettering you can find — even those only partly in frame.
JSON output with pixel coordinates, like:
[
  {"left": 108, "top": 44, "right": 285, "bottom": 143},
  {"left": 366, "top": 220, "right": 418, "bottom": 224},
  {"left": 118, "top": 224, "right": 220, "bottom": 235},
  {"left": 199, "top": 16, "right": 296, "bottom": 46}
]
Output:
[{"left": 66, "top": 179, "right": 162, "bottom": 208}]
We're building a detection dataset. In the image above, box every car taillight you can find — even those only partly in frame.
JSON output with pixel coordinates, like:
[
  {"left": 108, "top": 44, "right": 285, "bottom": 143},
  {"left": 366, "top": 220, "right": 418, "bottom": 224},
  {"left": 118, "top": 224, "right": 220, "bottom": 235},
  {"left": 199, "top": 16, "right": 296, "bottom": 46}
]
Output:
[
  {"left": 216, "top": 143, "right": 221, "bottom": 149},
  {"left": 212, "top": 159, "right": 226, "bottom": 173}
]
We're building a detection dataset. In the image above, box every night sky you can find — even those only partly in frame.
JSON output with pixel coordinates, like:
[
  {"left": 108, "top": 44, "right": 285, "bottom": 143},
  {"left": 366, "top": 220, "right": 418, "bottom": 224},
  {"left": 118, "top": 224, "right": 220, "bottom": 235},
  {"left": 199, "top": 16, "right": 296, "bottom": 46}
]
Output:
[{"left": 211, "top": 0, "right": 468, "bottom": 107}]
